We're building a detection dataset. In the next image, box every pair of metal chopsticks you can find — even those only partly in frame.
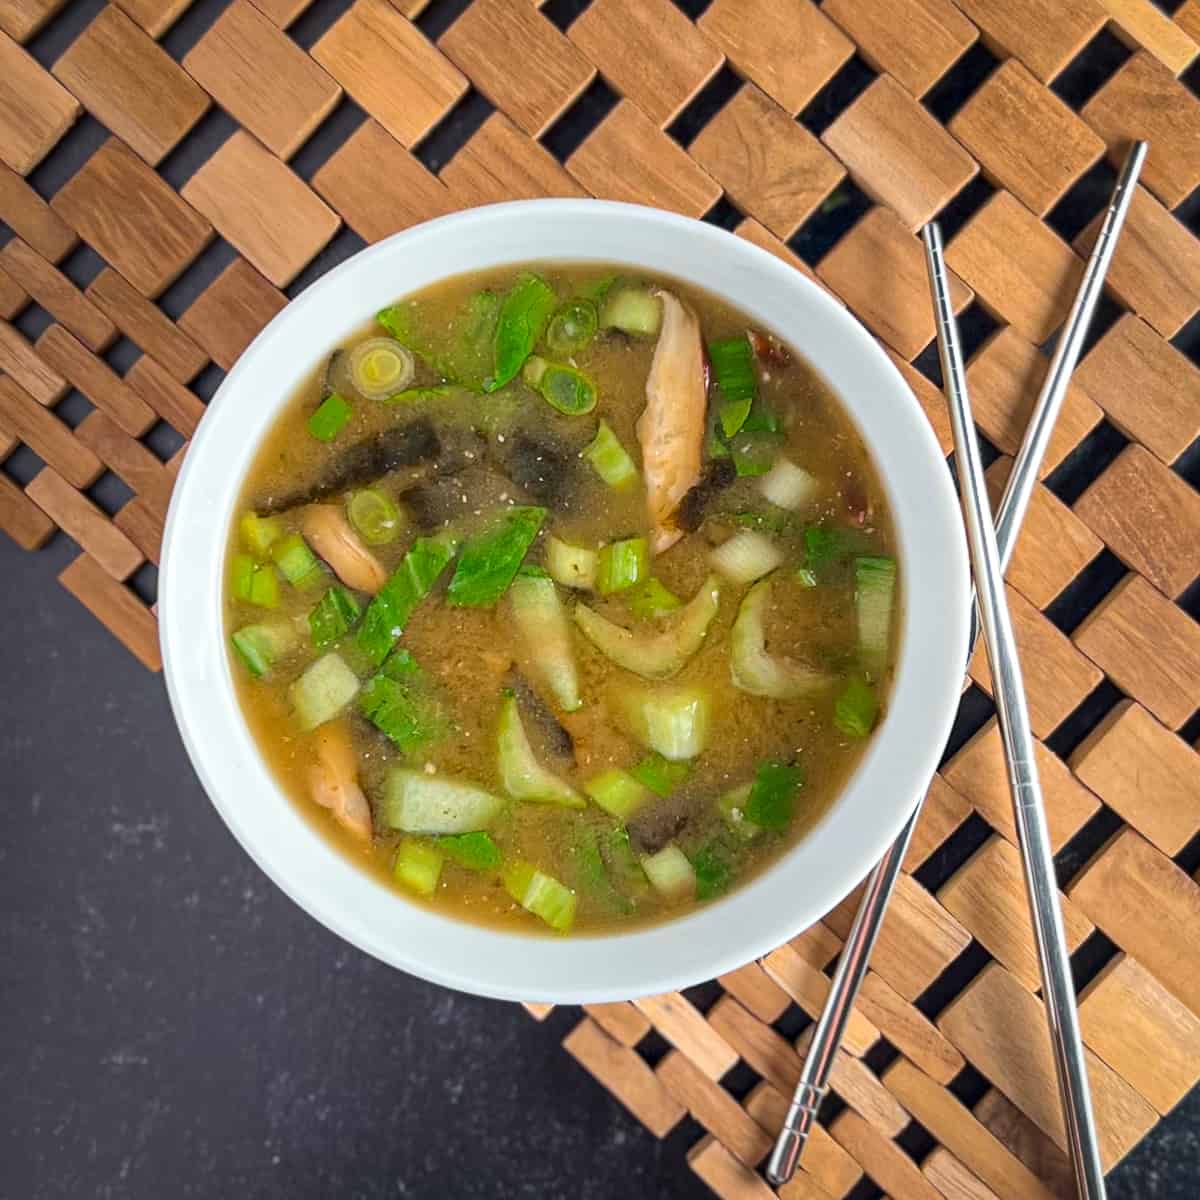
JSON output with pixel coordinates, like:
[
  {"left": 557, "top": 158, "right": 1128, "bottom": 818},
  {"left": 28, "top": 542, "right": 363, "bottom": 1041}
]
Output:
[{"left": 768, "top": 141, "right": 1148, "bottom": 1198}]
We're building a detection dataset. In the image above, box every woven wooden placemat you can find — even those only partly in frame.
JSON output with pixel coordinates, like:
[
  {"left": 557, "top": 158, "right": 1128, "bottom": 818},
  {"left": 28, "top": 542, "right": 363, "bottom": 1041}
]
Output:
[{"left": 4, "top": 0, "right": 1200, "bottom": 1195}]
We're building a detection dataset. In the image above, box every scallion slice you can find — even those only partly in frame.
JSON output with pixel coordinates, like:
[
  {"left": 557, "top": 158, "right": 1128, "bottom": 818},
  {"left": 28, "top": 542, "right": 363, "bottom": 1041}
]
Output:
[
  {"left": 393, "top": 839, "right": 443, "bottom": 896},
  {"left": 583, "top": 768, "right": 650, "bottom": 821},
  {"left": 230, "top": 621, "right": 297, "bottom": 677},
  {"left": 536, "top": 363, "right": 597, "bottom": 416},
  {"left": 546, "top": 536, "right": 596, "bottom": 590},
  {"left": 856, "top": 555, "right": 896, "bottom": 677},
  {"left": 546, "top": 297, "right": 598, "bottom": 355},
  {"left": 503, "top": 861, "right": 577, "bottom": 932},
  {"left": 744, "top": 761, "right": 804, "bottom": 831},
  {"left": 596, "top": 537, "right": 648, "bottom": 594},
  {"left": 348, "top": 337, "right": 415, "bottom": 400},
  {"left": 347, "top": 488, "right": 402, "bottom": 546},
  {"left": 627, "top": 577, "right": 681, "bottom": 619},
  {"left": 307, "top": 392, "right": 352, "bottom": 442},
  {"left": 630, "top": 752, "right": 688, "bottom": 798},
  {"left": 834, "top": 676, "right": 878, "bottom": 738},
  {"left": 271, "top": 532, "right": 322, "bottom": 587},
  {"left": 640, "top": 845, "right": 696, "bottom": 901},
  {"left": 239, "top": 513, "right": 283, "bottom": 556},
  {"left": 583, "top": 420, "right": 638, "bottom": 489}
]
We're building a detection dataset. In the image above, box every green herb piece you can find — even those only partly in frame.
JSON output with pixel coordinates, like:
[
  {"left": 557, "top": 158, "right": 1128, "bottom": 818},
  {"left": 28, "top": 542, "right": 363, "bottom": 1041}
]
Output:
[
  {"left": 447, "top": 506, "right": 546, "bottom": 608},
  {"left": 630, "top": 752, "right": 689, "bottom": 798},
  {"left": 307, "top": 392, "right": 352, "bottom": 442},
  {"left": 690, "top": 844, "right": 733, "bottom": 901},
  {"left": 437, "top": 831, "right": 502, "bottom": 871},
  {"left": 239, "top": 513, "right": 283, "bottom": 556},
  {"left": 741, "top": 397, "right": 780, "bottom": 433},
  {"left": 583, "top": 419, "right": 638, "bottom": 489},
  {"left": 546, "top": 297, "right": 599, "bottom": 355},
  {"left": 230, "top": 621, "right": 297, "bottom": 678},
  {"left": 744, "top": 761, "right": 804, "bottom": 831},
  {"left": 627, "top": 577, "right": 682, "bottom": 619},
  {"left": 377, "top": 291, "right": 500, "bottom": 390},
  {"left": 835, "top": 676, "right": 878, "bottom": 738},
  {"left": 347, "top": 488, "right": 402, "bottom": 546},
  {"left": 359, "top": 667, "right": 443, "bottom": 756},
  {"left": 730, "top": 431, "right": 783, "bottom": 477},
  {"left": 486, "top": 273, "right": 557, "bottom": 393},
  {"left": 596, "top": 537, "right": 648, "bottom": 594},
  {"left": 709, "top": 336, "right": 756, "bottom": 438},
  {"left": 393, "top": 839, "right": 443, "bottom": 896},
  {"left": 271, "top": 532, "right": 322, "bottom": 587},
  {"left": 309, "top": 586, "right": 362, "bottom": 650},
  {"left": 357, "top": 532, "right": 458, "bottom": 667}
]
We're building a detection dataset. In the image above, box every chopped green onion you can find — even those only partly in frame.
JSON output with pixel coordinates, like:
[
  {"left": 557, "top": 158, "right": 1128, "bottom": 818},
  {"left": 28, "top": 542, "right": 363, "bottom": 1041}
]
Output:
[
  {"left": 546, "top": 297, "right": 598, "bottom": 355},
  {"left": 447, "top": 506, "right": 547, "bottom": 608},
  {"left": 620, "top": 685, "right": 710, "bottom": 760},
  {"left": 307, "top": 392, "right": 352, "bottom": 442},
  {"left": 289, "top": 652, "right": 360, "bottom": 731},
  {"left": 627, "top": 577, "right": 681, "bottom": 619},
  {"left": 583, "top": 768, "right": 650, "bottom": 821},
  {"left": 508, "top": 572, "right": 581, "bottom": 711},
  {"left": 486, "top": 272, "right": 557, "bottom": 393},
  {"left": 759, "top": 459, "right": 817, "bottom": 510},
  {"left": 709, "top": 336, "right": 756, "bottom": 438},
  {"left": 546, "top": 536, "right": 596, "bottom": 590},
  {"left": 795, "top": 567, "right": 818, "bottom": 588},
  {"left": 347, "top": 488, "right": 403, "bottom": 546},
  {"left": 239, "top": 513, "right": 283, "bottom": 556},
  {"left": 744, "top": 761, "right": 804, "bottom": 831},
  {"left": 271, "top": 532, "right": 322, "bottom": 587},
  {"left": 348, "top": 336, "right": 415, "bottom": 400},
  {"left": 730, "top": 431, "right": 783, "bottom": 476},
  {"left": 534, "top": 363, "right": 597, "bottom": 416},
  {"left": 640, "top": 845, "right": 696, "bottom": 901},
  {"left": 599, "top": 283, "right": 661, "bottom": 336},
  {"left": 630, "top": 752, "right": 688, "bottom": 798},
  {"left": 437, "top": 831, "right": 501, "bottom": 871},
  {"left": 690, "top": 843, "right": 732, "bottom": 901},
  {"left": 596, "top": 537, "right": 648, "bottom": 594},
  {"left": 357, "top": 532, "right": 457, "bottom": 667},
  {"left": 377, "top": 291, "right": 500, "bottom": 390},
  {"left": 393, "top": 838, "right": 443, "bottom": 896},
  {"left": 856, "top": 555, "right": 896, "bottom": 677},
  {"left": 503, "top": 860, "right": 576, "bottom": 932},
  {"left": 231, "top": 553, "right": 255, "bottom": 602},
  {"left": 583, "top": 420, "right": 638, "bottom": 489},
  {"left": 248, "top": 563, "right": 281, "bottom": 608},
  {"left": 709, "top": 529, "right": 783, "bottom": 585},
  {"left": 717, "top": 784, "right": 761, "bottom": 841},
  {"left": 230, "top": 621, "right": 297, "bottom": 677},
  {"left": 835, "top": 676, "right": 878, "bottom": 738},
  {"left": 496, "top": 693, "right": 584, "bottom": 808},
  {"left": 309, "top": 585, "right": 362, "bottom": 649},
  {"left": 380, "top": 769, "right": 506, "bottom": 834}
]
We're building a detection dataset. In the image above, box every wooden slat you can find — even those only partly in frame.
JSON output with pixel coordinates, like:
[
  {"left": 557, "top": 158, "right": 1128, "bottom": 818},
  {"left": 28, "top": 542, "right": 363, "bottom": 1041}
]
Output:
[
  {"left": 314, "top": 119, "right": 452, "bottom": 243},
  {"left": 1070, "top": 828, "right": 1200, "bottom": 1014},
  {"left": 795, "top": 1026, "right": 912, "bottom": 1136},
  {"left": 1073, "top": 574, "right": 1200, "bottom": 730},
  {"left": 972, "top": 1089, "right": 1074, "bottom": 1197},
  {"left": 0, "top": 238, "right": 114, "bottom": 352},
  {"left": 52, "top": 5, "right": 208, "bottom": 166},
  {"left": 883, "top": 1059, "right": 1058, "bottom": 1200},
  {"left": 0, "top": 376, "right": 101, "bottom": 488},
  {"left": 943, "top": 718, "right": 1100, "bottom": 852},
  {"left": 0, "top": 266, "right": 25, "bottom": 320},
  {"left": 0, "top": 320, "right": 68, "bottom": 405},
  {"left": 762, "top": 943, "right": 879, "bottom": 1056},
  {"left": 1074, "top": 183, "right": 1200, "bottom": 338},
  {"left": 716, "top": 961, "right": 791, "bottom": 1024},
  {"left": 0, "top": 31, "right": 79, "bottom": 175},
  {"left": 947, "top": 191, "right": 1083, "bottom": 343},
  {"left": 1075, "top": 314, "right": 1200, "bottom": 465},
  {"left": 968, "top": 584, "right": 1103, "bottom": 738},
  {"left": 937, "top": 835, "right": 1094, "bottom": 991},
  {"left": 86, "top": 268, "right": 205, "bottom": 384},
  {"left": 440, "top": 111, "right": 586, "bottom": 206},
  {"left": 829, "top": 1108, "right": 944, "bottom": 1200},
  {"left": 110, "top": 0, "right": 192, "bottom": 39},
  {"left": 1070, "top": 700, "right": 1200, "bottom": 856},
  {"left": 938, "top": 962, "right": 1157, "bottom": 1169},
  {"left": 35, "top": 324, "right": 156, "bottom": 437},
  {"left": 952, "top": 0, "right": 1104, "bottom": 83},
  {"left": 26, "top": 466, "right": 142, "bottom": 580},
  {"left": 1083, "top": 51, "right": 1200, "bottom": 209},
  {"left": 658, "top": 1051, "right": 771, "bottom": 1167},
  {"left": 965, "top": 327, "right": 1102, "bottom": 478},
  {"left": 859, "top": 972, "right": 965, "bottom": 1084},
  {"left": 183, "top": 0, "right": 340, "bottom": 160},
  {"left": 687, "top": 1136, "right": 779, "bottom": 1200},
  {"left": 707, "top": 995, "right": 800, "bottom": 1094},
  {"left": 788, "top": 921, "right": 843, "bottom": 971},
  {"left": 0, "top": 0, "right": 65, "bottom": 41},
  {"left": 1097, "top": 0, "right": 1199, "bottom": 74},
  {"left": 569, "top": 0, "right": 723, "bottom": 127},
  {"left": 125, "top": 354, "right": 205, "bottom": 437},
  {"left": 1078, "top": 954, "right": 1200, "bottom": 1115},
  {"left": 112, "top": 494, "right": 165, "bottom": 564},
  {"left": 521, "top": 1002, "right": 552, "bottom": 1021},
  {"left": 690, "top": 83, "right": 844, "bottom": 239},
  {"left": 582, "top": 1001, "right": 650, "bottom": 1047},
  {"left": 817, "top": 205, "right": 972, "bottom": 359},
  {"left": 698, "top": 0, "right": 852, "bottom": 115},
  {"left": 949, "top": 58, "right": 1104, "bottom": 215},
  {"left": 248, "top": 0, "right": 310, "bottom": 27},
  {"left": 1179, "top": 0, "right": 1200, "bottom": 43},
  {"left": 52, "top": 138, "right": 212, "bottom": 298},
  {"left": 903, "top": 774, "right": 972, "bottom": 874},
  {"left": 178, "top": 257, "right": 286, "bottom": 372},
  {"left": 824, "top": 872, "right": 971, "bottom": 1001},
  {"left": 181, "top": 131, "right": 339, "bottom": 288},
  {"left": 562, "top": 1017, "right": 685, "bottom": 1138},
  {"left": 59, "top": 552, "right": 161, "bottom": 670},
  {"left": 0, "top": 472, "right": 54, "bottom": 550},
  {"left": 73, "top": 409, "right": 170, "bottom": 498},
  {"left": 312, "top": 0, "right": 467, "bottom": 148},
  {"left": 0, "top": 162, "right": 76, "bottom": 261},
  {"left": 822, "top": 74, "right": 977, "bottom": 232},
  {"left": 1075, "top": 442, "right": 1200, "bottom": 598},
  {"left": 921, "top": 1148, "right": 1001, "bottom": 1200},
  {"left": 632, "top": 992, "right": 738, "bottom": 1081},
  {"left": 567, "top": 99, "right": 722, "bottom": 218}
]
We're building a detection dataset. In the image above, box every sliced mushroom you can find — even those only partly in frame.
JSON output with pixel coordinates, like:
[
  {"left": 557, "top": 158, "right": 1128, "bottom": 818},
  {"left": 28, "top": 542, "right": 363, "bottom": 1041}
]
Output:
[
  {"left": 309, "top": 722, "right": 372, "bottom": 840},
  {"left": 302, "top": 504, "right": 388, "bottom": 594}
]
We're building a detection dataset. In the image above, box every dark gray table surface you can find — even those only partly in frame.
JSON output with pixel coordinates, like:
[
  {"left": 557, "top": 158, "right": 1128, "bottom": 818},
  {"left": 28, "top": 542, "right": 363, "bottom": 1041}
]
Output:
[{"left": 2, "top": 536, "right": 1198, "bottom": 1199}]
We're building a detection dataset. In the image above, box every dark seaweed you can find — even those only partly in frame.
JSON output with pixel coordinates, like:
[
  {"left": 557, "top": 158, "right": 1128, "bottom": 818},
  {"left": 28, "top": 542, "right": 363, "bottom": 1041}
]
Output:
[
  {"left": 320, "top": 350, "right": 346, "bottom": 401},
  {"left": 505, "top": 668, "right": 575, "bottom": 767},
  {"left": 675, "top": 458, "right": 736, "bottom": 534},
  {"left": 627, "top": 802, "right": 689, "bottom": 857},
  {"left": 496, "top": 433, "right": 576, "bottom": 508},
  {"left": 259, "top": 418, "right": 440, "bottom": 513},
  {"left": 402, "top": 466, "right": 515, "bottom": 532}
]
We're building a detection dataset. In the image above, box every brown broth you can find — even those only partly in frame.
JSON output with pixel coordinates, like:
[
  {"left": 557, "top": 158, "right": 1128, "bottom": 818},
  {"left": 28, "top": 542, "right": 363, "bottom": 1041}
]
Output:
[{"left": 226, "top": 264, "right": 899, "bottom": 935}]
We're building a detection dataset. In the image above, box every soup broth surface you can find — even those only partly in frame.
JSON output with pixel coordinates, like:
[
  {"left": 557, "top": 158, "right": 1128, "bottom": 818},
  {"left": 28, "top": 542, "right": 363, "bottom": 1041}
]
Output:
[{"left": 227, "top": 264, "right": 900, "bottom": 935}]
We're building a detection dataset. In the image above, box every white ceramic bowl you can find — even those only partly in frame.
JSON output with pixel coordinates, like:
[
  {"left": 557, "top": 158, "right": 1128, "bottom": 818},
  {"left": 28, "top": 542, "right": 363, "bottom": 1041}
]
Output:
[{"left": 161, "top": 200, "right": 969, "bottom": 1004}]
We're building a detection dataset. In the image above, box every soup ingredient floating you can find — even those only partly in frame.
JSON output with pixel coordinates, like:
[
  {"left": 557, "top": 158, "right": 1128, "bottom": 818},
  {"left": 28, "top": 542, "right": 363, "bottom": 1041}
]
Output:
[{"left": 225, "top": 264, "right": 899, "bottom": 935}]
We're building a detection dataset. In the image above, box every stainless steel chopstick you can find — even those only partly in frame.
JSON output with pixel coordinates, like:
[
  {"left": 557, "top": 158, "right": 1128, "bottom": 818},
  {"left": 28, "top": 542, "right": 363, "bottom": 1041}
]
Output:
[
  {"left": 766, "top": 139, "right": 1146, "bottom": 1189},
  {"left": 923, "top": 220, "right": 1105, "bottom": 1198}
]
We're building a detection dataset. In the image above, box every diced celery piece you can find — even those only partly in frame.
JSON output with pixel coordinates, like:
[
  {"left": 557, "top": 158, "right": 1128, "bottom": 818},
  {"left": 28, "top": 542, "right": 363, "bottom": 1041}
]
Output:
[
  {"left": 583, "top": 420, "right": 637, "bottom": 489},
  {"left": 503, "top": 860, "right": 577, "bottom": 932},
  {"left": 271, "top": 532, "right": 322, "bottom": 587},
  {"left": 620, "top": 685, "right": 710, "bottom": 761},
  {"left": 583, "top": 768, "right": 650, "bottom": 821},
  {"left": 380, "top": 769, "right": 506, "bottom": 834},
  {"left": 231, "top": 553, "right": 255, "bottom": 602},
  {"left": 717, "top": 784, "right": 761, "bottom": 841},
  {"left": 393, "top": 839, "right": 443, "bottom": 896},
  {"left": 640, "top": 845, "right": 696, "bottom": 901},
  {"left": 630, "top": 752, "right": 688, "bottom": 798},
  {"left": 599, "top": 284, "right": 661, "bottom": 336},
  {"left": 239, "top": 513, "right": 283, "bottom": 555},
  {"left": 596, "top": 537, "right": 648, "bottom": 594},
  {"left": 856, "top": 555, "right": 896, "bottom": 677},
  {"left": 546, "top": 535, "right": 596, "bottom": 590},
  {"left": 230, "top": 621, "right": 297, "bottom": 678},
  {"left": 248, "top": 563, "right": 281, "bottom": 608},
  {"left": 834, "top": 676, "right": 878, "bottom": 738},
  {"left": 744, "top": 761, "right": 804, "bottom": 831},
  {"left": 496, "top": 694, "right": 584, "bottom": 808},
  {"left": 437, "top": 831, "right": 501, "bottom": 871},
  {"left": 307, "top": 392, "right": 352, "bottom": 442},
  {"left": 288, "top": 652, "right": 360, "bottom": 731}
]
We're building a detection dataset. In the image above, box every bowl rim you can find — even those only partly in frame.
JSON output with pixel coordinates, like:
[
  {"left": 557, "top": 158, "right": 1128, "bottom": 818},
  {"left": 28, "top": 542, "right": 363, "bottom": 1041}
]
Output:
[{"left": 160, "top": 198, "right": 970, "bottom": 1003}]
